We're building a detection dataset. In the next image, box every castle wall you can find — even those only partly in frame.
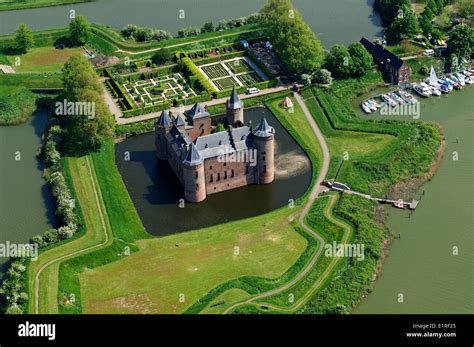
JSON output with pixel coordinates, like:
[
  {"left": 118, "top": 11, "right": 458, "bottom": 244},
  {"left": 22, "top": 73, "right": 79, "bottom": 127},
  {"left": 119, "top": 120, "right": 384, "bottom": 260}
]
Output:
[
  {"left": 203, "top": 156, "right": 257, "bottom": 195},
  {"left": 186, "top": 117, "right": 212, "bottom": 141},
  {"left": 155, "top": 126, "right": 169, "bottom": 160}
]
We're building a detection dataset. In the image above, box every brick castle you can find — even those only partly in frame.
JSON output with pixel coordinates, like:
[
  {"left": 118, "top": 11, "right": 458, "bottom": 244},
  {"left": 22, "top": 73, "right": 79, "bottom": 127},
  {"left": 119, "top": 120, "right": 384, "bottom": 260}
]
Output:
[{"left": 155, "top": 87, "right": 275, "bottom": 202}]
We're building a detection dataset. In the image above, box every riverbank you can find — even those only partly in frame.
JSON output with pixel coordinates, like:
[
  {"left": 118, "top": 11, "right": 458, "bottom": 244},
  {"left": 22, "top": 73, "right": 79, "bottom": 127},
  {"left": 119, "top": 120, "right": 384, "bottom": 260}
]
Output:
[{"left": 0, "top": 0, "right": 90, "bottom": 11}]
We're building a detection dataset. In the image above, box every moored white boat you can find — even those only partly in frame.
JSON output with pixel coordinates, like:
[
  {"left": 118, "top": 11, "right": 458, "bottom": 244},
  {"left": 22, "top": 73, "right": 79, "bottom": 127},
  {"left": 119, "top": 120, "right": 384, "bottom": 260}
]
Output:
[
  {"left": 361, "top": 102, "right": 372, "bottom": 114},
  {"left": 381, "top": 94, "right": 397, "bottom": 107},
  {"left": 413, "top": 83, "right": 431, "bottom": 97},
  {"left": 398, "top": 90, "right": 417, "bottom": 104}
]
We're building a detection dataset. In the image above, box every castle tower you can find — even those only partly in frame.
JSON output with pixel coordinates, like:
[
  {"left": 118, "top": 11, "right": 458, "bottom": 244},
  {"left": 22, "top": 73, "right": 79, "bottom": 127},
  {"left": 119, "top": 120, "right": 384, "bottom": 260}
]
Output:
[
  {"left": 155, "top": 110, "right": 172, "bottom": 160},
  {"left": 252, "top": 118, "right": 275, "bottom": 184},
  {"left": 182, "top": 143, "right": 206, "bottom": 202},
  {"left": 226, "top": 86, "right": 244, "bottom": 126},
  {"left": 174, "top": 112, "right": 186, "bottom": 129}
]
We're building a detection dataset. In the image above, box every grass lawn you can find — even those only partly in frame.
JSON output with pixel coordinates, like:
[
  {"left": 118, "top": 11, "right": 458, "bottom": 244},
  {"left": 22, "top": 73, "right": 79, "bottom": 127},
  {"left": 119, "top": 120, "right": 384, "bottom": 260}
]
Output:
[
  {"left": 80, "top": 208, "right": 307, "bottom": 314},
  {"left": 201, "top": 288, "right": 251, "bottom": 314},
  {"left": 6, "top": 47, "right": 83, "bottom": 73},
  {"left": 0, "top": 85, "right": 36, "bottom": 125},
  {"left": 27, "top": 156, "right": 113, "bottom": 314}
]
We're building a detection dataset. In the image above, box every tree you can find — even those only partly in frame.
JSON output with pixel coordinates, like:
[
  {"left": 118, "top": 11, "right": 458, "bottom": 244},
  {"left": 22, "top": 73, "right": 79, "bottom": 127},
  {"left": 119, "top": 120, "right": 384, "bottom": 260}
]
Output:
[
  {"left": 201, "top": 22, "right": 214, "bottom": 33},
  {"left": 348, "top": 42, "right": 373, "bottom": 76},
  {"left": 69, "top": 15, "right": 91, "bottom": 46},
  {"left": 151, "top": 48, "right": 170, "bottom": 65},
  {"left": 373, "top": 0, "right": 411, "bottom": 25},
  {"left": 325, "top": 45, "right": 353, "bottom": 78},
  {"left": 61, "top": 54, "right": 114, "bottom": 153},
  {"left": 419, "top": 15, "right": 433, "bottom": 35},
  {"left": 312, "top": 69, "right": 332, "bottom": 85},
  {"left": 385, "top": 4, "right": 419, "bottom": 43},
  {"left": 454, "top": 0, "right": 474, "bottom": 21},
  {"left": 260, "top": 0, "right": 324, "bottom": 74},
  {"left": 14, "top": 24, "right": 34, "bottom": 53},
  {"left": 213, "top": 123, "right": 226, "bottom": 133},
  {"left": 448, "top": 24, "right": 473, "bottom": 60}
]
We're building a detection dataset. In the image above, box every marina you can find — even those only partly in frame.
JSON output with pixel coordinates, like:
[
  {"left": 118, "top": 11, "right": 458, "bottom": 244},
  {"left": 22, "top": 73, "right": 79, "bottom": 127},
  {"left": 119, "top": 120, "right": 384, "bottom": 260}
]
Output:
[{"left": 360, "top": 66, "right": 473, "bottom": 114}]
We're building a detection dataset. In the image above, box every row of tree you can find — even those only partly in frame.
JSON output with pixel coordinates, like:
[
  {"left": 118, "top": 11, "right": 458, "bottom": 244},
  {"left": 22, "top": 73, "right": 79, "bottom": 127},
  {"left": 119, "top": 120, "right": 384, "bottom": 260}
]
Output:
[
  {"left": 60, "top": 54, "right": 114, "bottom": 153},
  {"left": 13, "top": 15, "right": 91, "bottom": 53}
]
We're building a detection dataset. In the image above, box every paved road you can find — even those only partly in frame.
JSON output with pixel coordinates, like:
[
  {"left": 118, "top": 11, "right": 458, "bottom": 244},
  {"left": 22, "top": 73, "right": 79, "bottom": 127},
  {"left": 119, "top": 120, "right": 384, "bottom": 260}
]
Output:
[
  {"left": 107, "top": 86, "right": 289, "bottom": 125},
  {"left": 222, "top": 93, "right": 331, "bottom": 314}
]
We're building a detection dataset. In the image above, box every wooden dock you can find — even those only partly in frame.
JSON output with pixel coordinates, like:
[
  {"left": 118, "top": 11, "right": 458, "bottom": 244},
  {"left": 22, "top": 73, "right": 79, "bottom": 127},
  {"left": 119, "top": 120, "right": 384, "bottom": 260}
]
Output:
[{"left": 325, "top": 181, "right": 419, "bottom": 210}]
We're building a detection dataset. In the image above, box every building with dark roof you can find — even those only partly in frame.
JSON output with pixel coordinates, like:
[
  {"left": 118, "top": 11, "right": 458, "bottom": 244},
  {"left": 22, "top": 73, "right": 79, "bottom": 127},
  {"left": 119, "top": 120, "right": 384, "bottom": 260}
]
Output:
[
  {"left": 360, "top": 37, "right": 410, "bottom": 84},
  {"left": 155, "top": 89, "right": 275, "bottom": 202}
]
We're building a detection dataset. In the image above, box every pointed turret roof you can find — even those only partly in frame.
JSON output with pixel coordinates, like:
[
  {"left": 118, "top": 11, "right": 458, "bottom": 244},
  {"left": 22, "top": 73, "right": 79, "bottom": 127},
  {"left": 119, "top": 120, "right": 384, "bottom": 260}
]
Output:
[
  {"left": 186, "top": 103, "right": 209, "bottom": 120},
  {"left": 174, "top": 113, "right": 186, "bottom": 127},
  {"left": 156, "top": 110, "right": 172, "bottom": 127},
  {"left": 183, "top": 143, "right": 203, "bottom": 166},
  {"left": 228, "top": 86, "right": 243, "bottom": 110},
  {"left": 252, "top": 118, "right": 274, "bottom": 138}
]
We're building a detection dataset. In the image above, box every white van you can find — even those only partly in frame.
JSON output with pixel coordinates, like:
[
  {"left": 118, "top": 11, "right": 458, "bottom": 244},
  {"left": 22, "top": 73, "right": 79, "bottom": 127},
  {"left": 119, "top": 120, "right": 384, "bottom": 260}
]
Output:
[
  {"left": 424, "top": 49, "right": 435, "bottom": 57},
  {"left": 246, "top": 87, "right": 260, "bottom": 95}
]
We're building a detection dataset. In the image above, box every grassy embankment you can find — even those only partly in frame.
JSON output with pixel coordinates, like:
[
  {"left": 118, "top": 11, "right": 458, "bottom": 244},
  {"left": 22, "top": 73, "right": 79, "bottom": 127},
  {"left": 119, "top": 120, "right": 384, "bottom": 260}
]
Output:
[
  {"left": 27, "top": 142, "right": 149, "bottom": 314},
  {"left": 0, "top": 85, "right": 37, "bottom": 125},
  {"left": 0, "top": 0, "right": 90, "bottom": 11}
]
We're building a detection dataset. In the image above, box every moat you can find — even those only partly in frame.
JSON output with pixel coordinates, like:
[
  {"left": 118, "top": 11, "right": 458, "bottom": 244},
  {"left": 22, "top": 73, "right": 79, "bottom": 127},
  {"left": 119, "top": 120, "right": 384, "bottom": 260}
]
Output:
[{"left": 115, "top": 107, "right": 311, "bottom": 236}]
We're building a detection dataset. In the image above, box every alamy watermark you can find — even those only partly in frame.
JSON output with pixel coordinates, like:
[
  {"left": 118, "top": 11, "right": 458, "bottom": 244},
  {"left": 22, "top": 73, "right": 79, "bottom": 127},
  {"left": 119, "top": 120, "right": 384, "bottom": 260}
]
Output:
[
  {"left": 380, "top": 101, "right": 420, "bottom": 119},
  {"left": 55, "top": 99, "right": 96, "bottom": 119},
  {"left": 325, "top": 241, "right": 365, "bottom": 261},
  {"left": 217, "top": 147, "right": 257, "bottom": 167},
  {"left": 0, "top": 241, "right": 38, "bottom": 261}
]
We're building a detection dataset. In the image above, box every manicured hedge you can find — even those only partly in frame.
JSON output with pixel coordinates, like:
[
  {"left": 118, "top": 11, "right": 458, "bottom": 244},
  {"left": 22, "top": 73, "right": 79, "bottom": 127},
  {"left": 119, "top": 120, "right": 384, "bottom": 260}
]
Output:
[{"left": 180, "top": 57, "right": 217, "bottom": 94}]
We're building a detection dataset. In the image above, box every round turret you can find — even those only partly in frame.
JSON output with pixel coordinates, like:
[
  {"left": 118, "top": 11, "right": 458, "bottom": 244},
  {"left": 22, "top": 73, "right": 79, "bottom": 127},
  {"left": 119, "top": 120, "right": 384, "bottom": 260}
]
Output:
[
  {"left": 226, "top": 86, "right": 244, "bottom": 126},
  {"left": 182, "top": 143, "right": 206, "bottom": 202},
  {"left": 252, "top": 118, "right": 275, "bottom": 184},
  {"left": 155, "top": 110, "right": 172, "bottom": 160}
]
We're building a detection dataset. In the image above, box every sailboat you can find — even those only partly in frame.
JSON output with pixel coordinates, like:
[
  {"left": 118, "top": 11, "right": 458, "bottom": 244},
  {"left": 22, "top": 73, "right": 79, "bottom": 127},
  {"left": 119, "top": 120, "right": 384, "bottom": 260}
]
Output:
[{"left": 427, "top": 65, "right": 441, "bottom": 96}]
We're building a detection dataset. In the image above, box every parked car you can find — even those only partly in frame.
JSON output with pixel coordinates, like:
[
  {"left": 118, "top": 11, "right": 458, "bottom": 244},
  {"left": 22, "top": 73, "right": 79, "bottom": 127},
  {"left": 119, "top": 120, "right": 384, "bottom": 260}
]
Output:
[{"left": 246, "top": 87, "right": 260, "bottom": 95}]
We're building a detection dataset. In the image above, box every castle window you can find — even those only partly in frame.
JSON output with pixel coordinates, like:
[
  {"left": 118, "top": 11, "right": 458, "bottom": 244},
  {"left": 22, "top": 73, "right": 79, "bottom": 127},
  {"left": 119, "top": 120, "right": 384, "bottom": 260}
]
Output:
[
  {"left": 210, "top": 174, "right": 213, "bottom": 183},
  {"left": 195, "top": 172, "right": 198, "bottom": 179},
  {"left": 224, "top": 171, "right": 227, "bottom": 179},
  {"left": 231, "top": 169, "right": 234, "bottom": 178},
  {"left": 245, "top": 166, "right": 248, "bottom": 175},
  {"left": 196, "top": 184, "right": 199, "bottom": 191},
  {"left": 262, "top": 151, "right": 266, "bottom": 155},
  {"left": 217, "top": 173, "right": 220, "bottom": 181},
  {"left": 224, "top": 162, "right": 227, "bottom": 167},
  {"left": 263, "top": 165, "right": 267, "bottom": 173},
  {"left": 210, "top": 165, "right": 213, "bottom": 170},
  {"left": 262, "top": 156, "right": 266, "bottom": 161}
]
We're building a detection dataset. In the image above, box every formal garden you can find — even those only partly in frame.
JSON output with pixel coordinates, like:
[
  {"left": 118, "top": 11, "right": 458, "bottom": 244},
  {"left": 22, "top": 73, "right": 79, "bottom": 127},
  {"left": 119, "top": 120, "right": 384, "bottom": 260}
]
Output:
[
  {"left": 123, "top": 73, "right": 197, "bottom": 108},
  {"left": 198, "top": 56, "right": 267, "bottom": 90}
]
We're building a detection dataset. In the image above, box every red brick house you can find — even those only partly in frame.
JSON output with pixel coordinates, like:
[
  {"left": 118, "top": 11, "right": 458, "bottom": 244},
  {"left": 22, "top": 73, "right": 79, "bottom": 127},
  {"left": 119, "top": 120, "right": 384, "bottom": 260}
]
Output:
[{"left": 360, "top": 37, "right": 410, "bottom": 84}]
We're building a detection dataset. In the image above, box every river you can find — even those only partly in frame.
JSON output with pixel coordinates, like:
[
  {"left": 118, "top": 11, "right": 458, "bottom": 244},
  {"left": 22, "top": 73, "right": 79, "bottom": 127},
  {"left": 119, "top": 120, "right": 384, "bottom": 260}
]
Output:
[
  {"left": 354, "top": 86, "right": 474, "bottom": 314},
  {"left": 0, "top": 0, "right": 383, "bottom": 48}
]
